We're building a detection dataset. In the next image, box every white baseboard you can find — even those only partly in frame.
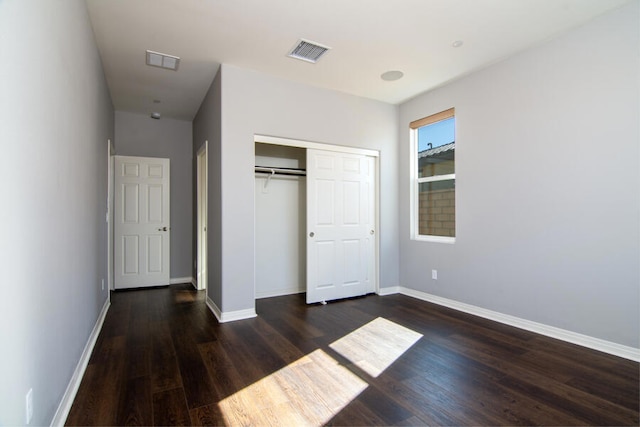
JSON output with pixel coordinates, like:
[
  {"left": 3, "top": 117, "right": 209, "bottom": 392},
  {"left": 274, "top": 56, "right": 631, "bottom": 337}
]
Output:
[
  {"left": 206, "top": 296, "right": 222, "bottom": 320},
  {"left": 255, "top": 287, "right": 304, "bottom": 299},
  {"left": 206, "top": 296, "right": 257, "bottom": 323},
  {"left": 170, "top": 276, "right": 196, "bottom": 286},
  {"left": 377, "top": 286, "right": 400, "bottom": 296},
  {"left": 392, "top": 287, "right": 640, "bottom": 362},
  {"left": 51, "top": 297, "right": 111, "bottom": 427}
]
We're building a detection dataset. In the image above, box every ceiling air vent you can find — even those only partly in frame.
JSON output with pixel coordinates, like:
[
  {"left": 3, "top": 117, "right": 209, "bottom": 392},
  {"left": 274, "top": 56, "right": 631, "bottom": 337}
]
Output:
[
  {"left": 146, "top": 50, "right": 180, "bottom": 71},
  {"left": 287, "top": 39, "right": 331, "bottom": 63}
]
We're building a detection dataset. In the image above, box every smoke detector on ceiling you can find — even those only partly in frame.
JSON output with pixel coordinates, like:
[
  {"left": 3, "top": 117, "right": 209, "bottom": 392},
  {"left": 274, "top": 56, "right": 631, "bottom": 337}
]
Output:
[
  {"left": 287, "top": 39, "right": 331, "bottom": 63},
  {"left": 146, "top": 50, "right": 180, "bottom": 71},
  {"left": 381, "top": 70, "right": 404, "bottom": 81}
]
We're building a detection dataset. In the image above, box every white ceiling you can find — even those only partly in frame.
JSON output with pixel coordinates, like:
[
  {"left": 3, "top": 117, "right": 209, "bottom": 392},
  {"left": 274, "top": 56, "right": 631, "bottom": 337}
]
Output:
[{"left": 85, "top": 0, "right": 631, "bottom": 121}]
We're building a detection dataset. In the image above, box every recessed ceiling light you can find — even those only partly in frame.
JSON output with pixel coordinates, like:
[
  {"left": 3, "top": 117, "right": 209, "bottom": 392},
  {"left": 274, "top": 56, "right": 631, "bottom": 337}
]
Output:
[
  {"left": 145, "top": 50, "right": 180, "bottom": 71},
  {"left": 452, "top": 40, "right": 464, "bottom": 48},
  {"left": 381, "top": 70, "right": 404, "bottom": 81},
  {"left": 287, "top": 39, "right": 331, "bottom": 63}
]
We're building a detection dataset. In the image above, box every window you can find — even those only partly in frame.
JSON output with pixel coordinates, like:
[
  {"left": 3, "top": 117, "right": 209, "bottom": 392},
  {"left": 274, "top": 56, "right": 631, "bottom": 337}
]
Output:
[{"left": 410, "top": 108, "right": 455, "bottom": 242}]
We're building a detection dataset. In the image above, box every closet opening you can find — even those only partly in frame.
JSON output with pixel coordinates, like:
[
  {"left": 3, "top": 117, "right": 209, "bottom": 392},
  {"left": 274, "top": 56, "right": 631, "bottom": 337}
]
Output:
[
  {"left": 254, "top": 135, "right": 380, "bottom": 305},
  {"left": 255, "top": 143, "right": 307, "bottom": 299}
]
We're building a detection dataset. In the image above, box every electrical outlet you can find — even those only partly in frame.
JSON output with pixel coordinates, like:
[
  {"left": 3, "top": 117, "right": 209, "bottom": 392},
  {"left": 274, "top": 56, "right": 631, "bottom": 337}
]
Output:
[
  {"left": 432, "top": 269, "right": 438, "bottom": 280},
  {"left": 25, "top": 388, "right": 33, "bottom": 424}
]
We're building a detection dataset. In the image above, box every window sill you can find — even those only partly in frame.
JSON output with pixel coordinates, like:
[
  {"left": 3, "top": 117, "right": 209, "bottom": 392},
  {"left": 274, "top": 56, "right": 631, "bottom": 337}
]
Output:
[{"left": 412, "top": 235, "right": 456, "bottom": 244}]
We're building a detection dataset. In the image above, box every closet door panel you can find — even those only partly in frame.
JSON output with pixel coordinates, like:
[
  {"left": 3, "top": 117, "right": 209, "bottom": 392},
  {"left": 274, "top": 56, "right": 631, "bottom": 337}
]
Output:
[{"left": 307, "top": 149, "right": 375, "bottom": 304}]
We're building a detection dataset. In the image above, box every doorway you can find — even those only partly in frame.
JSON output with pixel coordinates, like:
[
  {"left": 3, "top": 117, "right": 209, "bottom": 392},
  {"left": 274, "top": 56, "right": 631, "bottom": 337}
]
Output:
[{"left": 196, "top": 141, "right": 208, "bottom": 291}]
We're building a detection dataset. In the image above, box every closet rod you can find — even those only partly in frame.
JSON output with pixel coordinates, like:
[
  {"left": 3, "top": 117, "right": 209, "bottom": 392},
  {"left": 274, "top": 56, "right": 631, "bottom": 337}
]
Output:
[{"left": 254, "top": 166, "right": 306, "bottom": 176}]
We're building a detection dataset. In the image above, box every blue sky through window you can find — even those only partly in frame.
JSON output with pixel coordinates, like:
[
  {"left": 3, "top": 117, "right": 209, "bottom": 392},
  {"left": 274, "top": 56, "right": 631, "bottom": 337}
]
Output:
[{"left": 417, "top": 117, "right": 455, "bottom": 152}]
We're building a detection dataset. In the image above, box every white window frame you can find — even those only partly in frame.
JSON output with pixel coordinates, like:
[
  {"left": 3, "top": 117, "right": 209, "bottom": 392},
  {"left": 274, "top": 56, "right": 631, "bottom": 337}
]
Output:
[{"left": 410, "top": 108, "right": 456, "bottom": 244}]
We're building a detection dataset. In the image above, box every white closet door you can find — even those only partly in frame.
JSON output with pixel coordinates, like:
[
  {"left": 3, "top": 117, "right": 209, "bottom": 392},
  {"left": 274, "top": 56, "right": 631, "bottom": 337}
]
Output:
[
  {"left": 114, "top": 156, "right": 170, "bottom": 289},
  {"left": 306, "top": 149, "right": 375, "bottom": 304}
]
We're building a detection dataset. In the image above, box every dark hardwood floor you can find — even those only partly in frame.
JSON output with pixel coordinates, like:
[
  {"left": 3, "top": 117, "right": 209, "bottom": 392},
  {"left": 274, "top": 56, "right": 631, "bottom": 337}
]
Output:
[{"left": 66, "top": 284, "right": 639, "bottom": 426}]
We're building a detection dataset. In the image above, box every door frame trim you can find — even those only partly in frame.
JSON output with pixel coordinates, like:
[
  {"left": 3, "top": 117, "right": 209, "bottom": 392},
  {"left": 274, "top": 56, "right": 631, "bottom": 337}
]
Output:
[
  {"left": 254, "top": 134, "right": 380, "bottom": 298},
  {"left": 255, "top": 134, "right": 379, "bottom": 157},
  {"left": 107, "top": 139, "right": 114, "bottom": 292}
]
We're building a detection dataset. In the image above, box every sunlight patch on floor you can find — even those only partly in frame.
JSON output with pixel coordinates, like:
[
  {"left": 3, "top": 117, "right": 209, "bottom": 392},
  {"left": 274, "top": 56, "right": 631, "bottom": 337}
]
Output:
[
  {"left": 217, "top": 317, "right": 422, "bottom": 425},
  {"left": 218, "top": 349, "right": 368, "bottom": 426},
  {"left": 330, "top": 317, "right": 423, "bottom": 377}
]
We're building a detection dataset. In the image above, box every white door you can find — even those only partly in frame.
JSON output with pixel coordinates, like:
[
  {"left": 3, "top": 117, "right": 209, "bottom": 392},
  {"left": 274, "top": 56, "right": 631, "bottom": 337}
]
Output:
[
  {"left": 306, "top": 149, "right": 375, "bottom": 304},
  {"left": 114, "top": 156, "right": 170, "bottom": 289}
]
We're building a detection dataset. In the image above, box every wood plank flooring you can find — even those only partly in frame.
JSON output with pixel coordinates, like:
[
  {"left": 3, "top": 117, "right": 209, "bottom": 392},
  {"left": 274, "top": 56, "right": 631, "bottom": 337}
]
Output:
[{"left": 66, "top": 284, "right": 639, "bottom": 426}]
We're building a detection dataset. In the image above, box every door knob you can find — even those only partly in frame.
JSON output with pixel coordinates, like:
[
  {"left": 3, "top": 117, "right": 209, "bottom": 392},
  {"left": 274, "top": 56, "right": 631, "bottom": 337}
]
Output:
[
  {"left": 370, "top": 230, "right": 375, "bottom": 235},
  {"left": 309, "top": 232, "right": 315, "bottom": 237},
  {"left": 158, "top": 226, "right": 167, "bottom": 231}
]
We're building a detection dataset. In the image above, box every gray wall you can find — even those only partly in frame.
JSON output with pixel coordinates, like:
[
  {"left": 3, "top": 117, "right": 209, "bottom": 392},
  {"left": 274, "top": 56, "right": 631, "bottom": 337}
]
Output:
[
  {"left": 0, "top": 0, "right": 114, "bottom": 425},
  {"left": 398, "top": 1, "right": 639, "bottom": 348},
  {"left": 115, "top": 111, "right": 193, "bottom": 279},
  {"left": 218, "top": 64, "right": 400, "bottom": 313},
  {"left": 193, "top": 70, "right": 223, "bottom": 305}
]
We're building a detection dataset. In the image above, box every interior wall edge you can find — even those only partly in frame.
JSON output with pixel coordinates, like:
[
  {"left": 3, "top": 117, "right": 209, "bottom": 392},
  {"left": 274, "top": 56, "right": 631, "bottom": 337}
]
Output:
[{"left": 206, "top": 296, "right": 257, "bottom": 323}]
